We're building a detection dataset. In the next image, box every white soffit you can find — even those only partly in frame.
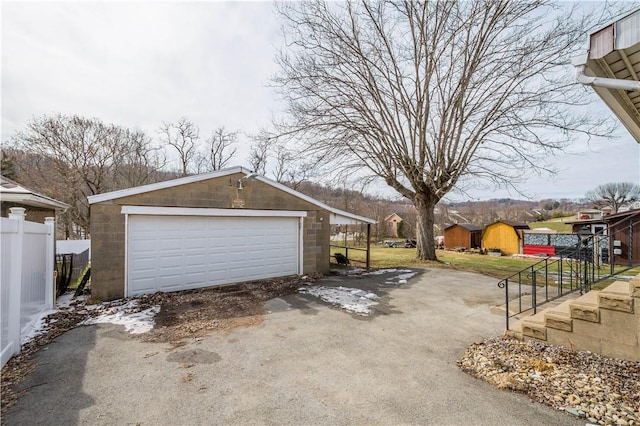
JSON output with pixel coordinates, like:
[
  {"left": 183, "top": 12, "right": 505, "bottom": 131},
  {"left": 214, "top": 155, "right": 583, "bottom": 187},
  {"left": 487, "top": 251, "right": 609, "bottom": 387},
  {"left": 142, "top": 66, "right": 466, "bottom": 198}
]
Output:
[{"left": 574, "top": 8, "right": 640, "bottom": 143}]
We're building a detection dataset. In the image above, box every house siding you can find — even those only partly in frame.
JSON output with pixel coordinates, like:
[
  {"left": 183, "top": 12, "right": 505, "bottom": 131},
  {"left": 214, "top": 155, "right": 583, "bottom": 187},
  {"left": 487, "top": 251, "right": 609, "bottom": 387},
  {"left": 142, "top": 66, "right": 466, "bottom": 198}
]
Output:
[
  {"left": 384, "top": 213, "right": 402, "bottom": 238},
  {"left": 609, "top": 217, "right": 640, "bottom": 266},
  {"left": 90, "top": 172, "right": 331, "bottom": 300}
]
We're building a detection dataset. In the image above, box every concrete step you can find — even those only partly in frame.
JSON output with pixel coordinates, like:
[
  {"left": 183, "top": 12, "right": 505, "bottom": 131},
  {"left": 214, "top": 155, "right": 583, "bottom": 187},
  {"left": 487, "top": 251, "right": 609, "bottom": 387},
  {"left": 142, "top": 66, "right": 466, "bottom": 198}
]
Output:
[
  {"left": 599, "top": 280, "right": 635, "bottom": 313},
  {"left": 569, "top": 291, "right": 600, "bottom": 323},
  {"left": 544, "top": 300, "right": 573, "bottom": 332},
  {"left": 506, "top": 320, "right": 524, "bottom": 341},
  {"left": 521, "top": 311, "right": 547, "bottom": 341},
  {"left": 492, "top": 291, "right": 580, "bottom": 320},
  {"left": 631, "top": 275, "right": 640, "bottom": 298}
]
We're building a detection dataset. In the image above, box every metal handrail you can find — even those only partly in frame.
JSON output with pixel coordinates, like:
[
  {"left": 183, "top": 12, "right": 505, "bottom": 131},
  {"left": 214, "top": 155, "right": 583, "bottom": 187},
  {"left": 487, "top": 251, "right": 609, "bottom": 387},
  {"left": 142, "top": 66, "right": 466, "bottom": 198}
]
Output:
[{"left": 498, "top": 219, "right": 638, "bottom": 330}]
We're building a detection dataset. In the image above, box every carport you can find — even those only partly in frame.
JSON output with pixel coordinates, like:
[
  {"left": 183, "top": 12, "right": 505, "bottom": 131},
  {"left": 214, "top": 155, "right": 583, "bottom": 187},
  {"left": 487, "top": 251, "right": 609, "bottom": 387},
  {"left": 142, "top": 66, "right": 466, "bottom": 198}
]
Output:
[{"left": 88, "top": 167, "right": 374, "bottom": 300}]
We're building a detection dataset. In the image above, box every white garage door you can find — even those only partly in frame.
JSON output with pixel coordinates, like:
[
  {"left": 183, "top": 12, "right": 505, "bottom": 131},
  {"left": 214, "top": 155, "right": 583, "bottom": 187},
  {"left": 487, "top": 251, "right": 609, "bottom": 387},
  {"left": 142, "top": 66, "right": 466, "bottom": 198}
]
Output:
[{"left": 127, "top": 215, "right": 300, "bottom": 296}]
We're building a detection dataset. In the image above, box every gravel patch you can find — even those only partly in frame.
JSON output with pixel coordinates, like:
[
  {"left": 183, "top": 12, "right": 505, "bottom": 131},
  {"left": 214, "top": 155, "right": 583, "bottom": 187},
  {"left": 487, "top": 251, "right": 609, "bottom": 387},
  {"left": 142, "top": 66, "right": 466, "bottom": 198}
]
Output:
[{"left": 458, "top": 337, "right": 640, "bottom": 425}]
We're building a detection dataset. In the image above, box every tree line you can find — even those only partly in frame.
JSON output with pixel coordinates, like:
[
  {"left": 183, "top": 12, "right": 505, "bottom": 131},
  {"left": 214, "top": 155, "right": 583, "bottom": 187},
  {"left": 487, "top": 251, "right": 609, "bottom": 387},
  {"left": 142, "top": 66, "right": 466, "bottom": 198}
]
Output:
[{"left": 0, "top": 114, "right": 327, "bottom": 238}]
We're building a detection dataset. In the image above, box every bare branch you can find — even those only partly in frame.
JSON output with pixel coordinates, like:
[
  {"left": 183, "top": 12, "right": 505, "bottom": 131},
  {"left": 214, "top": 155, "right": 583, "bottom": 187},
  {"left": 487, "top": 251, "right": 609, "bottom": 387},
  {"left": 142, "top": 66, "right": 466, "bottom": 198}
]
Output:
[
  {"left": 273, "top": 0, "right": 616, "bottom": 260},
  {"left": 206, "top": 127, "right": 238, "bottom": 171},
  {"left": 159, "top": 117, "right": 200, "bottom": 176}
]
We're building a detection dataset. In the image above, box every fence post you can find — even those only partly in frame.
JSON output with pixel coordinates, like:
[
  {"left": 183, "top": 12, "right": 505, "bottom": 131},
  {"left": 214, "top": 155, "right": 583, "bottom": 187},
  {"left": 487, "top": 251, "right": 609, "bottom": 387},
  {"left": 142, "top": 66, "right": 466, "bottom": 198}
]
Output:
[
  {"left": 8, "top": 207, "right": 25, "bottom": 356},
  {"left": 45, "top": 217, "right": 55, "bottom": 309}
]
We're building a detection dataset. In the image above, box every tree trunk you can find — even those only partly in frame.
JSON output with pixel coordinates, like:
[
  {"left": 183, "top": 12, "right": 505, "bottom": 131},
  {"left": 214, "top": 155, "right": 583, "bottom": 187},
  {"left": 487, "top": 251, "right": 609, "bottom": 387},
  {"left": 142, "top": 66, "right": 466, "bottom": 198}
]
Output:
[{"left": 414, "top": 193, "right": 438, "bottom": 261}]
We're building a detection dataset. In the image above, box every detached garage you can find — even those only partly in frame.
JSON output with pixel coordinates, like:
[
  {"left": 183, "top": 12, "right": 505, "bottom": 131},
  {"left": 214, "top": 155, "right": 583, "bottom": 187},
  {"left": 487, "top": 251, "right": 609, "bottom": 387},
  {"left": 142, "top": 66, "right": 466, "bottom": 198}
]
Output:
[{"left": 88, "top": 167, "right": 375, "bottom": 300}]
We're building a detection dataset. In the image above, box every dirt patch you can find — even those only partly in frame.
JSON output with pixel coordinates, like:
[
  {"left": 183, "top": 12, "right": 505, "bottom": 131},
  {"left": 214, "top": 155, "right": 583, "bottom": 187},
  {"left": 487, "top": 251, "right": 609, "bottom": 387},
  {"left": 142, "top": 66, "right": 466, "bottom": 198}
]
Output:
[{"left": 140, "top": 275, "right": 313, "bottom": 343}]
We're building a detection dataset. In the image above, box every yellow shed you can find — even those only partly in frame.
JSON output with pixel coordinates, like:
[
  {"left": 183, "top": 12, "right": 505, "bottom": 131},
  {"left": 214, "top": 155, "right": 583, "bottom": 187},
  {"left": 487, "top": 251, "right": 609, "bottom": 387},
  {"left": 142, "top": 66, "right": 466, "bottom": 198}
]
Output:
[{"left": 482, "top": 221, "right": 530, "bottom": 255}]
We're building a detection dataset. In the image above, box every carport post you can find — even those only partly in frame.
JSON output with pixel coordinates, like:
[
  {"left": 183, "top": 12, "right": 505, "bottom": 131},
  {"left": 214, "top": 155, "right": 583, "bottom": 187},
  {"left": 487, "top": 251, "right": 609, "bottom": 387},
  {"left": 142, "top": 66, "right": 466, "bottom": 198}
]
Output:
[{"left": 366, "top": 223, "right": 371, "bottom": 270}]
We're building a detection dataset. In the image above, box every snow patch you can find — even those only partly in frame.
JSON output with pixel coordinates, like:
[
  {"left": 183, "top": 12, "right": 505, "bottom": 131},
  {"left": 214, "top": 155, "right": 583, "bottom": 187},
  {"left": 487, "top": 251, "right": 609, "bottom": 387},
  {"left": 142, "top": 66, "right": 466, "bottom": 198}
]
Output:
[
  {"left": 82, "top": 300, "right": 160, "bottom": 334},
  {"left": 385, "top": 269, "right": 417, "bottom": 285},
  {"left": 55, "top": 293, "right": 76, "bottom": 309},
  {"left": 298, "top": 286, "right": 379, "bottom": 316},
  {"left": 363, "top": 268, "right": 398, "bottom": 275},
  {"left": 21, "top": 309, "right": 58, "bottom": 344}
]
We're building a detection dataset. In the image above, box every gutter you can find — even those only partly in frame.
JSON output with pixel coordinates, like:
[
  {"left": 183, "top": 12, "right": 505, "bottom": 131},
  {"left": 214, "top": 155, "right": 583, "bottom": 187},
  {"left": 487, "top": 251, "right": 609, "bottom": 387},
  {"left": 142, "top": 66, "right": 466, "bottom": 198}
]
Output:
[{"left": 573, "top": 56, "right": 640, "bottom": 92}]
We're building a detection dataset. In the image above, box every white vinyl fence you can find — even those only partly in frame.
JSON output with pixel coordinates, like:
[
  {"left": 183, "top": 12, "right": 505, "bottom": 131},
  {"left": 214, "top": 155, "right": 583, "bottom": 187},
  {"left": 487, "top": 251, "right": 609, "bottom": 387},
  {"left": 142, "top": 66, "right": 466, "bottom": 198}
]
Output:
[{"left": 1, "top": 208, "right": 55, "bottom": 368}]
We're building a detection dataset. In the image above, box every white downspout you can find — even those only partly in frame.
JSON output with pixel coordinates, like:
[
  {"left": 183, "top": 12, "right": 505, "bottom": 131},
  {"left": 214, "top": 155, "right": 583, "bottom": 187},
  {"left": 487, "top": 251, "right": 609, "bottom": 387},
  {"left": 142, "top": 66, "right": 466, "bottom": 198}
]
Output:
[{"left": 575, "top": 64, "right": 640, "bottom": 92}]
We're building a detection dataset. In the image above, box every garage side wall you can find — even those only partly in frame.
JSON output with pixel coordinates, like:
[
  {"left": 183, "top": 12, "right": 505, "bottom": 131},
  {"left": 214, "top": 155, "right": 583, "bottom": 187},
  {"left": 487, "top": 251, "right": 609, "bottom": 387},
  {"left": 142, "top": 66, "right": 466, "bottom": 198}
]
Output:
[
  {"left": 91, "top": 203, "right": 126, "bottom": 300},
  {"left": 90, "top": 173, "right": 330, "bottom": 300}
]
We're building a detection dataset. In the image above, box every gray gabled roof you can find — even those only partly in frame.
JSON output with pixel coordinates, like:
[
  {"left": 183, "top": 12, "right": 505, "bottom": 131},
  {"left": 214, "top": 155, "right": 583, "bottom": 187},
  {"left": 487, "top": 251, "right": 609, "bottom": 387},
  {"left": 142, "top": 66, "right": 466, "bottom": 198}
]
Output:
[
  {"left": 87, "top": 166, "right": 376, "bottom": 225},
  {"left": 444, "top": 223, "right": 483, "bottom": 232}
]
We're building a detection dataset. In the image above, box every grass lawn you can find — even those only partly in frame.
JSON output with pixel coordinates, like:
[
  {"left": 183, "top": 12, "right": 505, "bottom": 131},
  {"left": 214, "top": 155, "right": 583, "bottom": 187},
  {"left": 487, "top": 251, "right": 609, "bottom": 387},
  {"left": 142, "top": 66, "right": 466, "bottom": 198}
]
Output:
[
  {"left": 331, "top": 246, "right": 542, "bottom": 279},
  {"left": 528, "top": 219, "right": 573, "bottom": 233},
  {"left": 331, "top": 245, "right": 640, "bottom": 282}
]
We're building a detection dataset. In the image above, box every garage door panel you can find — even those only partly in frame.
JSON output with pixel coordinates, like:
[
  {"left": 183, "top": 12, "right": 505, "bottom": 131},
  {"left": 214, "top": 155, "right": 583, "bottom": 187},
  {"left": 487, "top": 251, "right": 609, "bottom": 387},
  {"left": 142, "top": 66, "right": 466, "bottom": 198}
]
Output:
[
  {"left": 127, "top": 215, "right": 300, "bottom": 296},
  {"left": 185, "top": 255, "right": 207, "bottom": 266},
  {"left": 160, "top": 238, "right": 183, "bottom": 249},
  {"left": 130, "top": 239, "right": 158, "bottom": 251},
  {"left": 185, "top": 238, "right": 207, "bottom": 249},
  {"left": 206, "top": 254, "right": 227, "bottom": 264},
  {"left": 130, "top": 258, "right": 157, "bottom": 272},
  {"left": 185, "top": 273, "right": 206, "bottom": 284}
]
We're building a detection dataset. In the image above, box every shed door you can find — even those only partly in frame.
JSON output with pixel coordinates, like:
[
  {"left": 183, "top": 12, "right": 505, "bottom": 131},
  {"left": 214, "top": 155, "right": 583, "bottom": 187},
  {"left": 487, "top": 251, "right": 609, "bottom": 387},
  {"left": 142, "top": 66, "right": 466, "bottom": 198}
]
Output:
[{"left": 127, "top": 215, "right": 299, "bottom": 296}]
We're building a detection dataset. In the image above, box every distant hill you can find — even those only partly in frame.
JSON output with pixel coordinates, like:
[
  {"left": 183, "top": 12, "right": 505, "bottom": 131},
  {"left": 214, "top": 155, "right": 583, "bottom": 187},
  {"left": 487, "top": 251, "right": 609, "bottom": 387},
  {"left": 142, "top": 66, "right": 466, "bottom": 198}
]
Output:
[{"left": 291, "top": 180, "right": 590, "bottom": 238}]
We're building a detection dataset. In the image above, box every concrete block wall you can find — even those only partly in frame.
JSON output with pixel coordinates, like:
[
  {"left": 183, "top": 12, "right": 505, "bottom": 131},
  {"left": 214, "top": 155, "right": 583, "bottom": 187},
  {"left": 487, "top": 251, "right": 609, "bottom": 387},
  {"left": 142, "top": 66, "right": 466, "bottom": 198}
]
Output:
[
  {"left": 90, "top": 173, "right": 331, "bottom": 300},
  {"left": 515, "top": 276, "right": 640, "bottom": 362}
]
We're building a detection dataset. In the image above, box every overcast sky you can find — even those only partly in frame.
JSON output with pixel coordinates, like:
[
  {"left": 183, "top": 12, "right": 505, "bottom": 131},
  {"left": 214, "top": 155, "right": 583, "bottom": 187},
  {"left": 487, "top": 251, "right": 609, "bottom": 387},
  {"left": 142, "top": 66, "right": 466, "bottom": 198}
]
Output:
[{"left": 2, "top": 1, "right": 639, "bottom": 202}]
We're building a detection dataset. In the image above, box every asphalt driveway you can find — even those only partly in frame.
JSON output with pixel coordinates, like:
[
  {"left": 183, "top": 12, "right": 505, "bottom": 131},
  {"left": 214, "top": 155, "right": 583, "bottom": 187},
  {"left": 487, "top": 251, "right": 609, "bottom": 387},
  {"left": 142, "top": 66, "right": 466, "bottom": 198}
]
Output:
[{"left": 5, "top": 268, "right": 579, "bottom": 425}]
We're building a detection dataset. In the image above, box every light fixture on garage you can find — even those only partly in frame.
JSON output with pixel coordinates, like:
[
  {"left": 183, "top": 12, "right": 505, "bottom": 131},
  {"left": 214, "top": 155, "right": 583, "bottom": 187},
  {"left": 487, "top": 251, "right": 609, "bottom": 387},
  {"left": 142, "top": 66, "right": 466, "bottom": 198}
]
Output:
[
  {"left": 236, "top": 171, "right": 259, "bottom": 190},
  {"left": 233, "top": 171, "right": 259, "bottom": 208}
]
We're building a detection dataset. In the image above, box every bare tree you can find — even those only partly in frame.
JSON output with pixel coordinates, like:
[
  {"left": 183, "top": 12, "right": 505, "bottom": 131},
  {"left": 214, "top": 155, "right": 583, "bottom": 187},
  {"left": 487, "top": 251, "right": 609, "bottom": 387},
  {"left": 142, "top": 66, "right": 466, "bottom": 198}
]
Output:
[
  {"left": 0, "top": 149, "right": 17, "bottom": 180},
  {"left": 12, "top": 114, "right": 156, "bottom": 237},
  {"left": 585, "top": 182, "right": 640, "bottom": 213},
  {"left": 113, "top": 129, "right": 167, "bottom": 188},
  {"left": 159, "top": 117, "right": 200, "bottom": 176},
  {"left": 271, "top": 141, "right": 322, "bottom": 189},
  {"left": 273, "top": 142, "right": 293, "bottom": 183},
  {"left": 206, "top": 127, "right": 238, "bottom": 171},
  {"left": 248, "top": 130, "right": 271, "bottom": 175},
  {"left": 274, "top": 1, "right": 615, "bottom": 260}
]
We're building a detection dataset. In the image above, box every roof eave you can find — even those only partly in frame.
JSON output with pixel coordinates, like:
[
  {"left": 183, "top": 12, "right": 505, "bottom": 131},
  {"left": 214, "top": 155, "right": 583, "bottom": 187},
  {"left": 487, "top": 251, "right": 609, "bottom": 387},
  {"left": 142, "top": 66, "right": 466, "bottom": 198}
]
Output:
[
  {"left": 1, "top": 193, "right": 70, "bottom": 211},
  {"left": 88, "top": 166, "right": 376, "bottom": 225},
  {"left": 88, "top": 166, "right": 248, "bottom": 204},
  {"left": 572, "top": 7, "right": 640, "bottom": 143}
]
